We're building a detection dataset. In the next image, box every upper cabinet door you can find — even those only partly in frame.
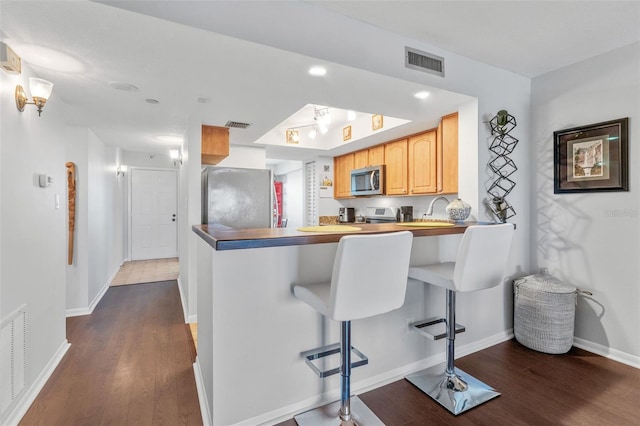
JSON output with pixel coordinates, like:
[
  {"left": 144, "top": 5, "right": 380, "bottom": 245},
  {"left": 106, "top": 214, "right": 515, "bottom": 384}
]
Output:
[
  {"left": 438, "top": 112, "right": 459, "bottom": 194},
  {"left": 368, "top": 145, "right": 385, "bottom": 167},
  {"left": 384, "top": 139, "right": 408, "bottom": 195},
  {"left": 353, "top": 150, "right": 369, "bottom": 170},
  {"left": 334, "top": 153, "right": 354, "bottom": 199},
  {"left": 408, "top": 130, "right": 437, "bottom": 194}
]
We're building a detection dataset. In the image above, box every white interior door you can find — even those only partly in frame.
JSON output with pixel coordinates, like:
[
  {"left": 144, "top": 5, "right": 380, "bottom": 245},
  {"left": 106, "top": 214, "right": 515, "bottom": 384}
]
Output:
[{"left": 130, "top": 169, "right": 177, "bottom": 260}]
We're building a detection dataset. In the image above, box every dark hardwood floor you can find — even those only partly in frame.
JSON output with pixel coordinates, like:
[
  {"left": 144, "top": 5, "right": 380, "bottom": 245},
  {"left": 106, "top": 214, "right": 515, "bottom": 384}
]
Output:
[
  {"left": 20, "top": 281, "right": 202, "bottom": 426},
  {"left": 19, "top": 281, "right": 639, "bottom": 426},
  {"left": 277, "top": 340, "right": 640, "bottom": 426}
]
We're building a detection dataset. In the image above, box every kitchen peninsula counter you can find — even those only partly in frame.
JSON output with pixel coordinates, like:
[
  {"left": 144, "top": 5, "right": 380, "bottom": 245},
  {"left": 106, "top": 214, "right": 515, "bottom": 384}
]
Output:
[
  {"left": 193, "top": 221, "right": 504, "bottom": 425},
  {"left": 193, "top": 222, "right": 470, "bottom": 251}
]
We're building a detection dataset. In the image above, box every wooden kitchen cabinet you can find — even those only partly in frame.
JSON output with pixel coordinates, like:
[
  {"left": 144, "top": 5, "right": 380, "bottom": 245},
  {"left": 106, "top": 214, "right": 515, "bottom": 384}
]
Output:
[
  {"left": 202, "top": 125, "right": 229, "bottom": 165},
  {"left": 334, "top": 153, "right": 354, "bottom": 198},
  {"left": 384, "top": 139, "right": 408, "bottom": 195},
  {"left": 353, "top": 145, "right": 385, "bottom": 170},
  {"left": 331, "top": 111, "right": 457, "bottom": 199},
  {"left": 368, "top": 145, "right": 385, "bottom": 167},
  {"left": 408, "top": 129, "right": 437, "bottom": 194},
  {"left": 353, "top": 149, "right": 369, "bottom": 170},
  {"left": 437, "top": 112, "right": 458, "bottom": 194}
]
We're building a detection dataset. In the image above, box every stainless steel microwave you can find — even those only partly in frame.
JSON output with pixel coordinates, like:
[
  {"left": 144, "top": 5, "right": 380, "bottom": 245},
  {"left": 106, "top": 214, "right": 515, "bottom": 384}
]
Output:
[{"left": 350, "top": 165, "right": 385, "bottom": 196}]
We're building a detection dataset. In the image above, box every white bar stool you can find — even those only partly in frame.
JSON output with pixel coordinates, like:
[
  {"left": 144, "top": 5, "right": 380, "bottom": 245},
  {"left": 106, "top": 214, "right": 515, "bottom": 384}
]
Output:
[
  {"left": 406, "top": 223, "right": 514, "bottom": 415},
  {"left": 293, "top": 231, "right": 413, "bottom": 425}
]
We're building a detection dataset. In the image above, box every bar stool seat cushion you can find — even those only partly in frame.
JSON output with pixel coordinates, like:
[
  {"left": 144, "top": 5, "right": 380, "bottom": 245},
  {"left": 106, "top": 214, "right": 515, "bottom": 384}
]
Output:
[
  {"left": 293, "top": 231, "right": 414, "bottom": 321},
  {"left": 408, "top": 262, "right": 455, "bottom": 291},
  {"left": 409, "top": 224, "right": 514, "bottom": 293},
  {"left": 293, "top": 281, "right": 332, "bottom": 317}
]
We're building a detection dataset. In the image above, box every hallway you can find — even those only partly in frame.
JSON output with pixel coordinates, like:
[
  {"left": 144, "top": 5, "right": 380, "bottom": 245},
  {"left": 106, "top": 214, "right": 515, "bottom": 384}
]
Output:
[{"left": 20, "top": 281, "right": 202, "bottom": 426}]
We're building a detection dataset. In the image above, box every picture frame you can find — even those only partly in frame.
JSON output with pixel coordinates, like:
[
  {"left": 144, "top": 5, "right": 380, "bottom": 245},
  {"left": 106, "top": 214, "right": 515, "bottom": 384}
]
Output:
[
  {"left": 372, "top": 114, "right": 383, "bottom": 131},
  {"left": 553, "top": 118, "right": 628, "bottom": 193},
  {"left": 342, "top": 125, "right": 352, "bottom": 141},
  {"left": 286, "top": 129, "right": 299, "bottom": 144}
]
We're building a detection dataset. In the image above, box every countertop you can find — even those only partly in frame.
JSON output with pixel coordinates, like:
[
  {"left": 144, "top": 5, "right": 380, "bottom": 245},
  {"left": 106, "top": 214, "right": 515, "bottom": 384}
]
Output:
[{"left": 193, "top": 222, "right": 473, "bottom": 251}]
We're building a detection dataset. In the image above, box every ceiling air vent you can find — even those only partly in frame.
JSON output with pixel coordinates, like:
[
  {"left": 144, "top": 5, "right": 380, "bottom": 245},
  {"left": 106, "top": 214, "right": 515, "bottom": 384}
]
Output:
[
  {"left": 405, "top": 47, "right": 444, "bottom": 77},
  {"left": 225, "top": 121, "right": 251, "bottom": 129}
]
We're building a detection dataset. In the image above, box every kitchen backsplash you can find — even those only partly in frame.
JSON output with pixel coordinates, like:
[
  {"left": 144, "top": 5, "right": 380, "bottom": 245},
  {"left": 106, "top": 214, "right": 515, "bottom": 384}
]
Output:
[
  {"left": 319, "top": 215, "right": 339, "bottom": 225},
  {"left": 334, "top": 194, "right": 460, "bottom": 220}
]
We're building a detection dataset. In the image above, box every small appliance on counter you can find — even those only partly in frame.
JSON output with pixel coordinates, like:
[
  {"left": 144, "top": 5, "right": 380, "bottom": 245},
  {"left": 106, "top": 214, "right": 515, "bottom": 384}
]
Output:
[
  {"left": 364, "top": 207, "right": 397, "bottom": 223},
  {"left": 397, "top": 206, "right": 413, "bottom": 222},
  {"left": 338, "top": 207, "right": 356, "bottom": 223}
]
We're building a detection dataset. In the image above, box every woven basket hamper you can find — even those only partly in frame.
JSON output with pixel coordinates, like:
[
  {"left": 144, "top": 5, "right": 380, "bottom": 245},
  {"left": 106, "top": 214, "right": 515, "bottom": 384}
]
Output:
[{"left": 514, "top": 273, "right": 577, "bottom": 354}]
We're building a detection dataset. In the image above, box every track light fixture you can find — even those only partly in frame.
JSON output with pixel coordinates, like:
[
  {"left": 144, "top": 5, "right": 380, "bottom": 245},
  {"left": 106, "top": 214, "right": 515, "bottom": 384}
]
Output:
[
  {"left": 16, "top": 77, "right": 54, "bottom": 116},
  {"left": 285, "top": 106, "right": 332, "bottom": 143}
]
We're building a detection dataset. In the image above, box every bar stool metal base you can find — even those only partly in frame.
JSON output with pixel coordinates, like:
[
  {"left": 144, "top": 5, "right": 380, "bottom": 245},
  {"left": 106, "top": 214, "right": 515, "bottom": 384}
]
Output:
[
  {"left": 406, "top": 363, "right": 500, "bottom": 416},
  {"left": 294, "top": 395, "right": 384, "bottom": 426}
]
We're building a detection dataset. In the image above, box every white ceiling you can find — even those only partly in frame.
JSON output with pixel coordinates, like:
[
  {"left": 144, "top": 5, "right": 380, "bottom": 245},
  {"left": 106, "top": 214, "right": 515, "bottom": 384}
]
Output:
[{"left": 2, "top": 1, "right": 638, "bottom": 161}]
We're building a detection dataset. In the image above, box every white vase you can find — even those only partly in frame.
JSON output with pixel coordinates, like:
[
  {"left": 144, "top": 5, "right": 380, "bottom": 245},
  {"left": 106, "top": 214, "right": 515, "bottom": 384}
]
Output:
[{"left": 446, "top": 198, "right": 471, "bottom": 221}]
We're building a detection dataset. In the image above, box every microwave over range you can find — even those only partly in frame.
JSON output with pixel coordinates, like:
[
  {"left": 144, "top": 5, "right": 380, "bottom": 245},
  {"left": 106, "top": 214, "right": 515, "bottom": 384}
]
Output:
[{"left": 351, "top": 165, "right": 384, "bottom": 196}]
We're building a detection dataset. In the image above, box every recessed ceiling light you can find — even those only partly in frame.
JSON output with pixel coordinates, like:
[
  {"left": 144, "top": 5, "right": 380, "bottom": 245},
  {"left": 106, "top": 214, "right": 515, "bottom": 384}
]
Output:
[
  {"left": 414, "top": 91, "right": 430, "bottom": 99},
  {"left": 145, "top": 98, "right": 160, "bottom": 104},
  {"left": 13, "top": 44, "right": 85, "bottom": 73},
  {"left": 108, "top": 82, "right": 139, "bottom": 92},
  {"left": 347, "top": 110, "right": 357, "bottom": 121},
  {"left": 308, "top": 66, "right": 327, "bottom": 77}
]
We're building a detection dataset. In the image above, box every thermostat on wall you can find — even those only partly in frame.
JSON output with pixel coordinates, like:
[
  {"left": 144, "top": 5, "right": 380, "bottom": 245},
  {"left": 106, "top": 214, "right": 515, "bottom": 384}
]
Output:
[{"left": 38, "top": 174, "right": 53, "bottom": 187}]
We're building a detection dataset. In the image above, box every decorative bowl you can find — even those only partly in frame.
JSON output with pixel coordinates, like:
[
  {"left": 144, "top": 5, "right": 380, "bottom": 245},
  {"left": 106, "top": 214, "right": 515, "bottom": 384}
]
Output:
[{"left": 446, "top": 198, "right": 471, "bottom": 221}]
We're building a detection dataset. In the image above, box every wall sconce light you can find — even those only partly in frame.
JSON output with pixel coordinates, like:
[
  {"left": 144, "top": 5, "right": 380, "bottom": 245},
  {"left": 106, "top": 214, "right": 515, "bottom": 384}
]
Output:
[
  {"left": 116, "top": 165, "right": 128, "bottom": 176},
  {"left": 16, "top": 77, "right": 54, "bottom": 116},
  {"left": 169, "top": 149, "right": 183, "bottom": 166}
]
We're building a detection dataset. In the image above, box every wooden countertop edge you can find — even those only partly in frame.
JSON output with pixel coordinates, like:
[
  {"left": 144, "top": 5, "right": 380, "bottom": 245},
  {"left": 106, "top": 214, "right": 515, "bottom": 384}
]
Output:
[{"left": 193, "top": 222, "right": 478, "bottom": 251}]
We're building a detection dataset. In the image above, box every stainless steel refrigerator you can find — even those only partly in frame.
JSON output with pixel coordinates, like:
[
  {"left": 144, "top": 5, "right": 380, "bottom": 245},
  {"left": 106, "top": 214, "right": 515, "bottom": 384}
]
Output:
[{"left": 202, "top": 166, "right": 276, "bottom": 228}]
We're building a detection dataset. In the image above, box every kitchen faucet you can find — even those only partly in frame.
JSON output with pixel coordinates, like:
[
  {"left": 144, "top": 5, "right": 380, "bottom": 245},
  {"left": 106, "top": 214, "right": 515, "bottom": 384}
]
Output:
[{"left": 425, "top": 196, "right": 450, "bottom": 216}]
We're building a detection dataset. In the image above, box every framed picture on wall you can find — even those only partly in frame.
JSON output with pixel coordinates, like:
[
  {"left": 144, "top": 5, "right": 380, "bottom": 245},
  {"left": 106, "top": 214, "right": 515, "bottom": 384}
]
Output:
[
  {"left": 372, "top": 114, "right": 383, "bottom": 131},
  {"left": 319, "top": 164, "right": 333, "bottom": 198},
  {"left": 553, "top": 118, "right": 628, "bottom": 193},
  {"left": 343, "top": 125, "right": 352, "bottom": 141}
]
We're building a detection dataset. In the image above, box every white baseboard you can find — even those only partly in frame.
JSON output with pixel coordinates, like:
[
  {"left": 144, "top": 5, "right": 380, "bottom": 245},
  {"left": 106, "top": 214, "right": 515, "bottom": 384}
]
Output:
[
  {"left": 229, "top": 329, "right": 514, "bottom": 426},
  {"left": 573, "top": 337, "right": 640, "bottom": 369},
  {"left": 177, "top": 276, "right": 188, "bottom": 323},
  {"left": 177, "top": 277, "right": 197, "bottom": 324},
  {"left": 193, "top": 358, "right": 212, "bottom": 426},
  {"left": 65, "top": 280, "right": 109, "bottom": 317},
  {"left": 1, "top": 339, "right": 71, "bottom": 426}
]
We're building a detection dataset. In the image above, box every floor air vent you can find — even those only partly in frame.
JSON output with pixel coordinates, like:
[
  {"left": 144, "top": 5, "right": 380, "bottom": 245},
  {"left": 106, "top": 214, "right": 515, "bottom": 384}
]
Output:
[
  {"left": 225, "top": 121, "right": 251, "bottom": 129},
  {"left": 405, "top": 47, "right": 445, "bottom": 77}
]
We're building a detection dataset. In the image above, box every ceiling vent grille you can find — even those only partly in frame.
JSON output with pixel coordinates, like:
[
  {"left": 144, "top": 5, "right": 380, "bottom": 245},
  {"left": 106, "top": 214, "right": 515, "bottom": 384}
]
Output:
[
  {"left": 405, "top": 47, "right": 445, "bottom": 77},
  {"left": 225, "top": 121, "right": 251, "bottom": 129}
]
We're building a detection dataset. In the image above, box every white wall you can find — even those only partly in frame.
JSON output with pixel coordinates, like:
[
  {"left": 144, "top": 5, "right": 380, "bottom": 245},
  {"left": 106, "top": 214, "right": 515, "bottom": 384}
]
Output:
[
  {"left": 122, "top": 150, "right": 176, "bottom": 169},
  {"left": 1, "top": 65, "right": 68, "bottom": 424},
  {"left": 65, "top": 128, "right": 90, "bottom": 311},
  {"left": 216, "top": 145, "right": 266, "bottom": 169},
  {"left": 65, "top": 128, "right": 123, "bottom": 315},
  {"left": 531, "top": 42, "right": 640, "bottom": 363}
]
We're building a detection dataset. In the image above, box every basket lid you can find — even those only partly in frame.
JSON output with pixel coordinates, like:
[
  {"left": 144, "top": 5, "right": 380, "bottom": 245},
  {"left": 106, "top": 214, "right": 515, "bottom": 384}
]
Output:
[{"left": 514, "top": 273, "right": 576, "bottom": 294}]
